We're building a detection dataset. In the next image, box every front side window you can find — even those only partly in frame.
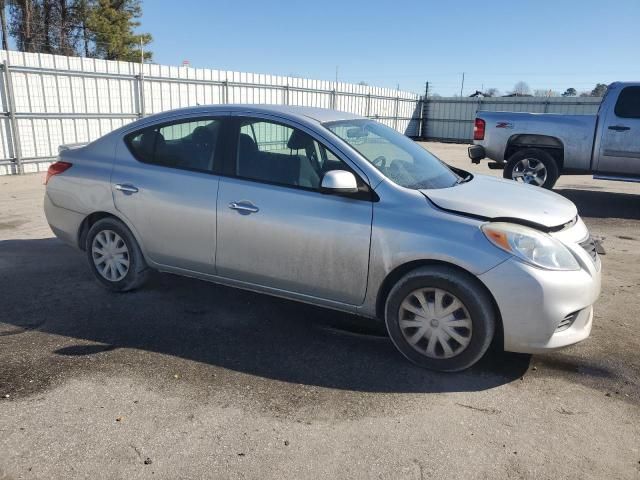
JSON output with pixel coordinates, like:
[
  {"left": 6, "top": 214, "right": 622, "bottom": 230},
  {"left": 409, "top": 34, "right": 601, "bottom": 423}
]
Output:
[
  {"left": 236, "top": 119, "right": 353, "bottom": 189},
  {"left": 614, "top": 86, "right": 640, "bottom": 118},
  {"left": 324, "top": 119, "right": 460, "bottom": 190},
  {"left": 126, "top": 118, "right": 221, "bottom": 172}
]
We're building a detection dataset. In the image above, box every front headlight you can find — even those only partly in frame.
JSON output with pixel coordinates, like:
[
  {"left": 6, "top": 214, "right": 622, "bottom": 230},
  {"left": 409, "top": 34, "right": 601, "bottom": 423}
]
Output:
[{"left": 481, "top": 222, "right": 580, "bottom": 271}]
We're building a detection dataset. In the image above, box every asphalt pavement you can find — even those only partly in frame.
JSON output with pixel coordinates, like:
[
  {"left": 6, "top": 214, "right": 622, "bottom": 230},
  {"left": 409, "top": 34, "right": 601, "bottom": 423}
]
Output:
[{"left": 0, "top": 142, "right": 639, "bottom": 479}]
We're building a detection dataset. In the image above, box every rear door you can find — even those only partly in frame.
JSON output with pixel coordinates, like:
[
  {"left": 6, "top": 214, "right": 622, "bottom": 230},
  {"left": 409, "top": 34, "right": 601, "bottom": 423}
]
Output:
[
  {"left": 112, "top": 115, "right": 228, "bottom": 273},
  {"left": 596, "top": 86, "right": 640, "bottom": 174},
  {"left": 215, "top": 115, "right": 374, "bottom": 305}
]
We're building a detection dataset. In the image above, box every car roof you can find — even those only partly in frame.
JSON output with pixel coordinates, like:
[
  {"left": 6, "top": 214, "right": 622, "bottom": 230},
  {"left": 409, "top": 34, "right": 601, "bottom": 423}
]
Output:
[{"left": 139, "top": 104, "right": 363, "bottom": 125}]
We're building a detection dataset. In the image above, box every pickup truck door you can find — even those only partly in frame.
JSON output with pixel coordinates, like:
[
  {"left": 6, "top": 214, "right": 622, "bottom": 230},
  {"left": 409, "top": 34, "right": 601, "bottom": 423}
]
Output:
[{"left": 596, "top": 86, "right": 640, "bottom": 175}]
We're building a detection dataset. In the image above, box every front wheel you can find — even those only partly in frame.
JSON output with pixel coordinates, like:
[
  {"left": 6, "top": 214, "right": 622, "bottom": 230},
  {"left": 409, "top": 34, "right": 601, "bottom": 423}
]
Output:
[
  {"left": 384, "top": 266, "right": 496, "bottom": 372},
  {"left": 504, "top": 148, "right": 559, "bottom": 189}
]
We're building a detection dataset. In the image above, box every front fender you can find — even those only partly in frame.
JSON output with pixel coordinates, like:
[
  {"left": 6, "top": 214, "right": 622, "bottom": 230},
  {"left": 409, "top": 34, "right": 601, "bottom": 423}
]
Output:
[{"left": 359, "top": 198, "right": 510, "bottom": 318}]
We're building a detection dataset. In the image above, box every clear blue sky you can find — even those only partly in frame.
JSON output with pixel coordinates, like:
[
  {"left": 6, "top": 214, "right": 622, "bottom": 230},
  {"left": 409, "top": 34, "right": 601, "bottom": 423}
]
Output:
[{"left": 141, "top": 0, "right": 639, "bottom": 96}]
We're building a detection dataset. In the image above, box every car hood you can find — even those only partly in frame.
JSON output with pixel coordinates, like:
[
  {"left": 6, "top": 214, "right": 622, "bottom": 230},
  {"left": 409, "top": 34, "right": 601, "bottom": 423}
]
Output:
[{"left": 421, "top": 174, "right": 577, "bottom": 229}]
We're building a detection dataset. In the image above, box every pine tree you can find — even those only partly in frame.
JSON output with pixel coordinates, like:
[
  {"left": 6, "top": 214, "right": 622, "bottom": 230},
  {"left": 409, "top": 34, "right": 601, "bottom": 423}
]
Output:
[
  {"left": 86, "top": 0, "right": 151, "bottom": 62},
  {"left": 7, "top": 0, "right": 152, "bottom": 60}
]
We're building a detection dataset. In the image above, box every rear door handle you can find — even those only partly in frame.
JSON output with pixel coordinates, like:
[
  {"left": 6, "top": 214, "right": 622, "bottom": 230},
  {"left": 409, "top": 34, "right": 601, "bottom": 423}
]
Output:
[
  {"left": 228, "top": 201, "right": 259, "bottom": 214},
  {"left": 114, "top": 184, "right": 139, "bottom": 194},
  {"left": 608, "top": 125, "right": 630, "bottom": 131}
]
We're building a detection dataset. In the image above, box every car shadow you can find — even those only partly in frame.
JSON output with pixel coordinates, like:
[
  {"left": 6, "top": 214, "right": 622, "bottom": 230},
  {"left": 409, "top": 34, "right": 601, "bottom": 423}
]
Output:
[
  {"left": 555, "top": 188, "right": 640, "bottom": 221},
  {"left": 0, "top": 238, "right": 531, "bottom": 394}
]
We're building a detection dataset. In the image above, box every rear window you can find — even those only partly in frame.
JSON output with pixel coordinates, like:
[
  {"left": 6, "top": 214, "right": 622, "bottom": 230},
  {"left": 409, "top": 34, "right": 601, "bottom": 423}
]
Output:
[
  {"left": 614, "top": 86, "right": 640, "bottom": 118},
  {"left": 125, "top": 118, "right": 222, "bottom": 172}
]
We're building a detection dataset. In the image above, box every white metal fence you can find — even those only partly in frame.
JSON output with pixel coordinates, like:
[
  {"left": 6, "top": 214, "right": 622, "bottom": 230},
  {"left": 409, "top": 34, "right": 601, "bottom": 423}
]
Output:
[
  {"left": 0, "top": 50, "right": 422, "bottom": 175},
  {"left": 423, "top": 96, "right": 602, "bottom": 142},
  {"left": 0, "top": 49, "right": 610, "bottom": 175}
]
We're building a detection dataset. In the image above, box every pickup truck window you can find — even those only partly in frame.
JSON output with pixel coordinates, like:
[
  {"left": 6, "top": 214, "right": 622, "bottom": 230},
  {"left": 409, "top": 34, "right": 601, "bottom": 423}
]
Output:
[{"left": 614, "top": 86, "right": 640, "bottom": 118}]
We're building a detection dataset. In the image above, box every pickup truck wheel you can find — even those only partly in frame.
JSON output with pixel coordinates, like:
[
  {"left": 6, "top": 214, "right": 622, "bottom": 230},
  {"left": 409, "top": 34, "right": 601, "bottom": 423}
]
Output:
[
  {"left": 384, "top": 266, "right": 496, "bottom": 372},
  {"left": 504, "top": 148, "right": 559, "bottom": 189}
]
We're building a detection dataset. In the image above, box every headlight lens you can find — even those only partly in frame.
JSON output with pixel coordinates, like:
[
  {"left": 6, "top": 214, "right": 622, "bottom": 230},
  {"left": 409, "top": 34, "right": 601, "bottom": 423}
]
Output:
[{"left": 481, "top": 222, "right": 580, "bottom": 271}]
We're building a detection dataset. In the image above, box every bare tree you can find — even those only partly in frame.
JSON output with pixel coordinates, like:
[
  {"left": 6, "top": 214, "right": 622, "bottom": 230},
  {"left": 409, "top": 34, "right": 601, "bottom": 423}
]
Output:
[
  {"left": 42, "top": 0, "right": 53, "bottom": 53},
  {"left": 57, "top": 0, "right": 76, "bottom": 55},
  {"left": 9, "top": 0, "right": 40, "bottom": 52},
  {"left": 0, "top": 0, "right": 8, "bottom": 50},
  {"left": 74, "top": 0, "right": 92, "bottom": 57},
  {"left": 511, "top": 81, "right": 531, "bottom": 96},
  {"left": 534, "top": 89, "right": 559, "bottom": 97}
]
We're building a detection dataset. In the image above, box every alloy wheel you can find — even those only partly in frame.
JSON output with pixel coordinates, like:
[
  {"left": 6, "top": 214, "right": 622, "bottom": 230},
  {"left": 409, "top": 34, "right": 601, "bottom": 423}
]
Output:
[{"left": 511, "top": 157, "right": 548, "bottom": 186}]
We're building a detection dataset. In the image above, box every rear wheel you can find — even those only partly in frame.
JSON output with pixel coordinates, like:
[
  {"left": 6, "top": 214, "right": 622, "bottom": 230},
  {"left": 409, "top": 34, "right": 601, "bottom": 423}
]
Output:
[
  {"left": 86, "top": 217, "right": 149, "bottom": 292},
  {"left": 384, "top": 266, "right": 496, "bottom": 372},
  {"left": 504, "top": 148, "right": 559, "bottom": 189}
]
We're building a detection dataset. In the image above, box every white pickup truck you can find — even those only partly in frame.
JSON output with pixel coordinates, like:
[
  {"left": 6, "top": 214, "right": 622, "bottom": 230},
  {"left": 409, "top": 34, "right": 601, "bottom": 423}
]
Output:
[{"left": 468, "top": 82, "right": 640, "bottom": 189}]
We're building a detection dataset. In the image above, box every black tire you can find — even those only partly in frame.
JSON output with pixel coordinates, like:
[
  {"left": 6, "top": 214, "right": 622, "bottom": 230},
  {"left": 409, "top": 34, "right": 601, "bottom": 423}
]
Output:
[
  {"left": 504, "top": 148, "right": 559, "bottom": 189},
  {"left": 86, "top": 217, "right": 149, "bottom": 292},
  {"left": 384, "top": 266, "right": 496, "bottom": 372}
]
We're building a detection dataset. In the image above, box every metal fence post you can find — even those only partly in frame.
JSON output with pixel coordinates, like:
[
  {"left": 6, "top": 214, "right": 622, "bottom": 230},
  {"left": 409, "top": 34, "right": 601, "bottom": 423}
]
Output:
[
  {"left": 331, "top": 89, "right": 337, "bottom": 109},
  {"left": 223, "top": 80, "right": 229, "bottom": 104},
  {"left": 393, "top": 96, "right": 400, "bottom": 131},
  {"left": 136, "top": 74, "right": 145, "bottom": 118},
  {"left": 284, "top": 84, "right": 289, "bottom": 105},
  {"left": 421, "top": 82, "right": 429, "bottom": 139},
  {"left": 365, "top": 93, "right": 371, "bottom": 117},
  {"left": 2, "top": 60, "right": 22, "bottom": 174},
  {"left": 417, "top": 96, "right": 424, "bottom": 138},
  {"left": 138, "top": 40, "right": 146, "bottom": 118}
]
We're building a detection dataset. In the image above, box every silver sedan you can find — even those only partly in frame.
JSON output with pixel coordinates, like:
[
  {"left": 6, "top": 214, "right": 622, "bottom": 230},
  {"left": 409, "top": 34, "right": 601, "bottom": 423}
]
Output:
[{"left": 44, "top": 105, "right": 601, "bottom": 371}]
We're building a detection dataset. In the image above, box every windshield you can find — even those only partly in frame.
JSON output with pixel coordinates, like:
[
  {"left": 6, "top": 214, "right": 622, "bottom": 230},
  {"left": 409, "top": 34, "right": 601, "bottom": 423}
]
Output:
[{"left": 324, "top": 119, "right": 460, "bottom": 189}]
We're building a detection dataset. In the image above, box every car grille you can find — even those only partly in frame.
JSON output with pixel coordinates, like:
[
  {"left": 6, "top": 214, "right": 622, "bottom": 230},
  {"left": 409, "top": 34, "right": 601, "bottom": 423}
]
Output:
[
  {"left": 556, "top": 311, "right": 579, "bottom": 333},
  {"left": 579, "top": 235, "right": 598, "bottom": 263}
]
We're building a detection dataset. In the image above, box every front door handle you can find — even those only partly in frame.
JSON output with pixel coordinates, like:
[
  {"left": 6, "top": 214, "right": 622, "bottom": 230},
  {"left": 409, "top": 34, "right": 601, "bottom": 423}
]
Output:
[
  {"left": 608, "top": 125, "right": 630, "bottom": 131},
  {"left": 228, "top": 201, "right": 259, "bottom": 214},
  {"left": 114, "top": 184, "right": 139, "bottom": 194}
]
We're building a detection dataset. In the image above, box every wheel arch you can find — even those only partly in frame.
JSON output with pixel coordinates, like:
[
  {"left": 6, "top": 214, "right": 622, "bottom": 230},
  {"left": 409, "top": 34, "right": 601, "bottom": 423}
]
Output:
[
  {"left": 504, "top": 134, "right": 565, "bottom": 170},
  {"left": 375, "top": 259, "right": 504, "bottom": 346},
  {"left": 78, "top": 211, "right": 144, "bottom": 255}
]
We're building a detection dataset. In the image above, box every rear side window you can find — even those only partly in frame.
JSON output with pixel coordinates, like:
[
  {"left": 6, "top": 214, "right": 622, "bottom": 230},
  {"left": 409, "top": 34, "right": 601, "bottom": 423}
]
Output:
[
  {"left": 126, "top": 118, "right": 222, "bottom": 172},
  {"left": 614, "top": 87, "right": 640, "bottom": 118}
]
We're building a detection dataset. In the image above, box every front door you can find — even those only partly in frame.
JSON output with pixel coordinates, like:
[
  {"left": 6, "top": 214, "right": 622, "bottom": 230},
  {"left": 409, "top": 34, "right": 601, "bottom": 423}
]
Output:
[
  {"left": 597, "top": 85, "right": 640, "bottom": 175},
  {"left": 215, "top": 117, "right": 373, "bottom": 305},
  {"left": 112, "top": 116, "right": 226, "bottom": 273}
]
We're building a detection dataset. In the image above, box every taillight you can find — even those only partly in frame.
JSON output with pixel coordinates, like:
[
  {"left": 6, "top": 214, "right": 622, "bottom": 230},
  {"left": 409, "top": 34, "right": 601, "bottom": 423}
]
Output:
[
  {"left": 45, "top": 161, "right": 72, "bottom": 185},
  {"left": 473, "top": 118, "right": 486, "bottom": 140}
]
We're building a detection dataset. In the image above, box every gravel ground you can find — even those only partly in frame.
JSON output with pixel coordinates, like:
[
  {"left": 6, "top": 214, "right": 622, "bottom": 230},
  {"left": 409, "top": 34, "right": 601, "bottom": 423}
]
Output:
[{"left": 0, "top": 142, "right": 639, "bottom": 480}]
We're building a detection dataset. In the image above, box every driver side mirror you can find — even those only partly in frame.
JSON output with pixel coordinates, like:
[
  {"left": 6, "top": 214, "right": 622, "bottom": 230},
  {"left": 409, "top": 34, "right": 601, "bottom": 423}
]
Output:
[{"left": 320, "top": 170, "right": 359, "bottom": 194}]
